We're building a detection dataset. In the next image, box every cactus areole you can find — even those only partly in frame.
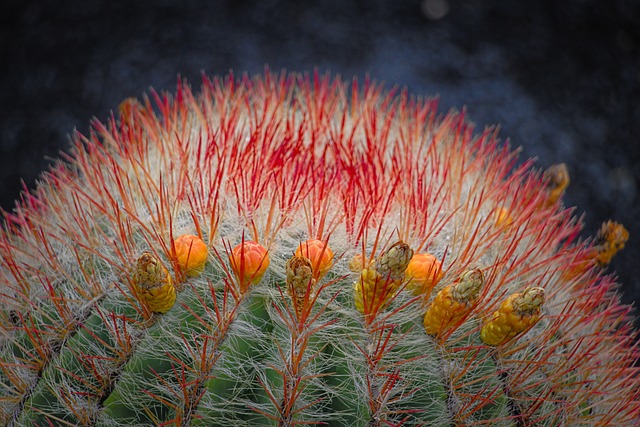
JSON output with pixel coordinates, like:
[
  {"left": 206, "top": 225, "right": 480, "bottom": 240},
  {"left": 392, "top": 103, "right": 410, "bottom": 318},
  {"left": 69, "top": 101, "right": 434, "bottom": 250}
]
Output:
[{"left": 0, "top": 71, "right": 637, "bottom": 426}]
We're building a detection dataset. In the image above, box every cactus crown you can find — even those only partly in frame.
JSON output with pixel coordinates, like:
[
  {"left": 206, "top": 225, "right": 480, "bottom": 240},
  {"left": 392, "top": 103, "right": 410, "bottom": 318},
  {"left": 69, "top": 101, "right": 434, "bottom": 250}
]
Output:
[{"left": 0, "top": 71, "right": 638, "bottom": 426}]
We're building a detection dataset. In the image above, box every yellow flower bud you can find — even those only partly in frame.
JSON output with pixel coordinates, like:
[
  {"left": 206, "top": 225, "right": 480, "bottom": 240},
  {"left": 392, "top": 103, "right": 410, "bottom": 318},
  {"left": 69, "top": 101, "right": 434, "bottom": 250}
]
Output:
[
  {"left": 353, "top": 268, "right": 383, "bottom": 314},
  {"left": 354, "top": 241, "right": 413, "bottom": 316},
  {"left": 230, "top": 241, "right": 270, "bottom": 293},
  {"left": 286, "top": 255, "right": 316, "bottom": 317},
  {"left": 375, "top": 241, "right": 414, "bottom": 283},
  {"left": 423, "top": 268, "right": 483, "bottom": 337},
  {"left": 481, "top": 286, "right": 545, "bottom": 346},
  {"left": 294, "top": 239, "right": 333, "bottom": 280},
  {"left": 562, "top": 220, "right": 629, "bottom": 281},
  {"left": 173, "top": 234, "right": 208, "bottom": 277},
  {"left": 132, "top": 253, "right": 176, "bottom": 314}
]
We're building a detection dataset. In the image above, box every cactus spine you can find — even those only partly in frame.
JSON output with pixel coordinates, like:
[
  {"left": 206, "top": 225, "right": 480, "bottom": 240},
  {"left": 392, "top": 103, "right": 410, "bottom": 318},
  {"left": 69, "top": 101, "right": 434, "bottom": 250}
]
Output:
[{"left": 0, "top": 71, "right": 638, "bottom": 426}]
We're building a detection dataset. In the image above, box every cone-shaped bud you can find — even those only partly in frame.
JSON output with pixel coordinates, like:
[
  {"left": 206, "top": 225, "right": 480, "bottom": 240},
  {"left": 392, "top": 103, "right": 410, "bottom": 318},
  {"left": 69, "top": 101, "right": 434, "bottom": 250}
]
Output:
[
  {"left": 562, "top": 220, "right": 629, "bottom": 280},
  {"left": 423, "top": 268, "right": 484, "bottom": 337},
  {"left": 353, "top": 268, "right": 381, "bottom": 315},
  {"left": 230, "top": 241, "right": 270, "bottom": 293},
  {"left": 375, "top": 241, "right": 414, "bottom": 282},
  {"left": 286, "top": 255, "right": 316, "bottom": 317},
  {"left": 132, "top": 252, "right": 176, "bottom": 313},
  {"left": 481, "top": 286, "right": 545, "bottom": 346},
  {"left": 543, "top": 163, "right": 569, "bottom": 206},
  {"left": 174, "top": 234, "right": 208, "bottom": 277},
  {"left": 294, "top": 239, "right": 333, "bottom": 280},
  {"left": 593, "top": 220, "right": 628, "bottom": 266},
  {"left": 354, "top": 241, "right": 413, "bottom": 315},
  {"left": 405, "top": 252, "right": 443, "bottom": 297}
]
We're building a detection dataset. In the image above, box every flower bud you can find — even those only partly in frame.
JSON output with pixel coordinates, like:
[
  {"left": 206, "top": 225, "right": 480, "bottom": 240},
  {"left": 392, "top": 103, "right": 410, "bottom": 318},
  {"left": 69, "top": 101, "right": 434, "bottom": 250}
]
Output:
[
  {"left": 174, "top": 234, "right": 208, "bottom": 277},
  {"left": 132, "top": 252, "right": 176, "bottom": 313},
  {"left": 230, "top": 241, "right": 270, "bottom": 293},
  {"left": 294, "top": 239, "right": 333, "bottom": 280}
]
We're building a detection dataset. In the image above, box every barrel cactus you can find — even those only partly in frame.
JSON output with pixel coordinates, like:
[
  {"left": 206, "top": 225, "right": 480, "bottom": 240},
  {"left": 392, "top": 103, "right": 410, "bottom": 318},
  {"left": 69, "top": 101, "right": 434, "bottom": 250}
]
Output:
[{"left": 1, "top": 71, "right": 638, "bottom": 426}]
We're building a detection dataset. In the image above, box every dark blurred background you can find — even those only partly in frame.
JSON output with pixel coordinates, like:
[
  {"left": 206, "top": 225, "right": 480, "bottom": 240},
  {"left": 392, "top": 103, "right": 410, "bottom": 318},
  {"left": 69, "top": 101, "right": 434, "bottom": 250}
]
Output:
[{"left": 1, "top": 0, "right": 639, "bottom": 323}]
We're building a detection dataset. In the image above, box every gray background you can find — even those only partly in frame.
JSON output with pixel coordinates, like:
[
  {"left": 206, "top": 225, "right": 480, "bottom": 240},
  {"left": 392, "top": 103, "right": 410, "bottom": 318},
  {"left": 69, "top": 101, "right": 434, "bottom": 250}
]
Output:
[{"left": 2, "top": 0, "right": 639, "bottom": 324}]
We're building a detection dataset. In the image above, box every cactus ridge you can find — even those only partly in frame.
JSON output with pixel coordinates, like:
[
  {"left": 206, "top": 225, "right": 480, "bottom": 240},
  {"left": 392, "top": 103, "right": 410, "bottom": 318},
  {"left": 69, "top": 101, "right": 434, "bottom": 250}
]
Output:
[{"left": 0, "top": 71, "right": 639, "bottom": 426}]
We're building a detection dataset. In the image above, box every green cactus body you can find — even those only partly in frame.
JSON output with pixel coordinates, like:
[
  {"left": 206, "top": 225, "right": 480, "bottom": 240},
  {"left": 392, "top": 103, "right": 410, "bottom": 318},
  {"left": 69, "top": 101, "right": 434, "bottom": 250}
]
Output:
[{"left": 0, "top": 72, "right": 638, "bottom": 426}]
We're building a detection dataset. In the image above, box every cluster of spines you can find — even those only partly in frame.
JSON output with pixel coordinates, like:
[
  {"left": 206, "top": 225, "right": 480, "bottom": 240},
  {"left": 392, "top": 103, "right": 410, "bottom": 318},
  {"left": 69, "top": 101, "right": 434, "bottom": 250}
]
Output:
[{"left": 0, "top": 71, "right": 637, "bottom": 426}]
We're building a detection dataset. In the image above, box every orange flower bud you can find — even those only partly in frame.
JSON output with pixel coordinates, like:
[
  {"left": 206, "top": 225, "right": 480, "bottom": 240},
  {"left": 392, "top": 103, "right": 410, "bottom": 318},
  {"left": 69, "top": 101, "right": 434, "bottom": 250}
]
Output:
[
  {"left": 174, "top": 234, "right": 208, "bottom": 277},
  {"left": 294, "top": 239, "right": 333, "bottom": 280},
  {"left": 543, "top": 163, "right": 569, "bottom": 206},
  {"left": 405, "top": 253, "right": 443, "bottom": 297},
  {"left": 230, "top": 241, "right": 270, "bottom": 293},
  {"left": 494, "top": 206, "right": 513, "bottom": 227},
  {"left": 593, "top": 220, "right": 628, "bottom": 266}
]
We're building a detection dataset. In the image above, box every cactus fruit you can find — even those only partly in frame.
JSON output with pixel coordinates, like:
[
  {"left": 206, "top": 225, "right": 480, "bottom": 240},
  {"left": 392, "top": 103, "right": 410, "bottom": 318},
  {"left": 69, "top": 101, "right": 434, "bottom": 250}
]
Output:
[{"left": 0, "top": 71, "right": 638, "bottom": 426}]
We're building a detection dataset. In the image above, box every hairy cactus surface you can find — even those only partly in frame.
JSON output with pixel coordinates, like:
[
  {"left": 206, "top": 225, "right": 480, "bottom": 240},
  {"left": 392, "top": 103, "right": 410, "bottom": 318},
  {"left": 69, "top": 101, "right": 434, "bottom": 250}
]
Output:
[{"left": 0, "top": 71, "right": 638, "bottom": 426}]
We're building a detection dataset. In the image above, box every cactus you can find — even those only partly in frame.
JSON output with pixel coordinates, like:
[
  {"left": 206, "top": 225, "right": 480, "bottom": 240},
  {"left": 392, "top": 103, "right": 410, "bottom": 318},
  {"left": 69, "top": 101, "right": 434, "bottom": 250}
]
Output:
[{"left": 0, "top": 71, "right": 638, "bottom": 426}]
